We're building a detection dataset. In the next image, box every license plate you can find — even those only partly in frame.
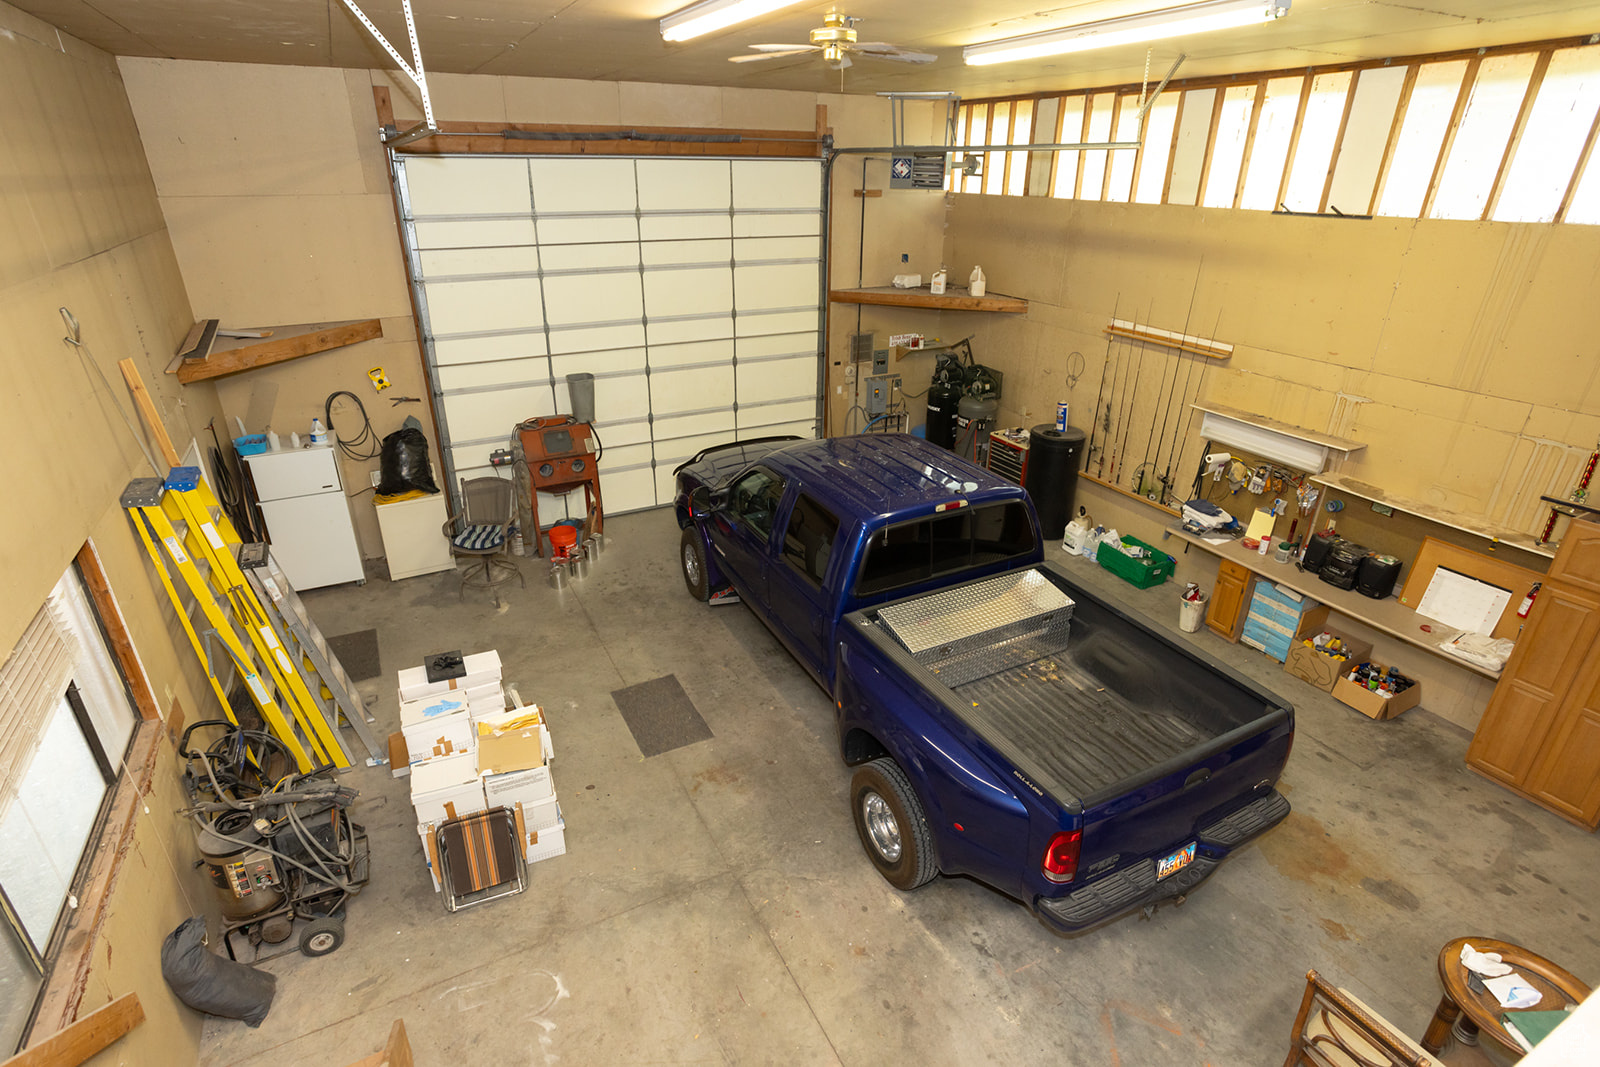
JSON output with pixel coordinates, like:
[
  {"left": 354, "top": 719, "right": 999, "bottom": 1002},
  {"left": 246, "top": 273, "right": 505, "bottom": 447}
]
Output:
[{"left": 1157, "top": 842, "right": 1196, "bottom": 880}]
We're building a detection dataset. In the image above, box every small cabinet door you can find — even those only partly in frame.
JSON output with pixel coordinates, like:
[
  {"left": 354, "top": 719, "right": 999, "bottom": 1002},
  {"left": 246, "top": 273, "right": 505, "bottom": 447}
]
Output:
[
  {"left": 1207, "top": 558, "right": 1254, "bottom": 641},
  {"left": 1524, "top": 652, "right": 1600, "bottom": 828},
  {"left": 1467, "top": 582, "right": 1600, "bottom": 784}
]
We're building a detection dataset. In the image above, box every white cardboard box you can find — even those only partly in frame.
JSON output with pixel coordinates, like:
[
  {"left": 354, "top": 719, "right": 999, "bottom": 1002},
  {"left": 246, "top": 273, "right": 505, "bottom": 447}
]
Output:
[
  {"left": 410, "top": 752, "right": 487, "bottom": 825},
  {"left": 484, "top": 764, "right": 554, "bottom": 808},
  {"left": 397, "top": 651, "right": 502, "bottom": 702},
  {"left": 400, "top": 695, "right": 475, "bottom": 765},
  {"left": 417, "top": 822, "right": 441, "bottom": 893},
  {"left": 516, "top": 796, "right": 561, "bottom": 834},
  {"left": 524, "top": 816, "right": 566, "bottom": 865}
]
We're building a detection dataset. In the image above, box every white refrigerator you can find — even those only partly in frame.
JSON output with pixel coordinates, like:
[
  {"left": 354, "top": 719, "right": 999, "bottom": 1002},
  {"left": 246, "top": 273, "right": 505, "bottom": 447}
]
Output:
[{"left": 243, "top": 446, "right": 365, "bottom": 590}]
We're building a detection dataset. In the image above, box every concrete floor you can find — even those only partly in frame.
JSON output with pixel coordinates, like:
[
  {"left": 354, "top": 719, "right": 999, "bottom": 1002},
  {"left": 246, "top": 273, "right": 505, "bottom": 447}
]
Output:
[{"left": 198, "top": 509, "right": 1600, "bottom": 1066}]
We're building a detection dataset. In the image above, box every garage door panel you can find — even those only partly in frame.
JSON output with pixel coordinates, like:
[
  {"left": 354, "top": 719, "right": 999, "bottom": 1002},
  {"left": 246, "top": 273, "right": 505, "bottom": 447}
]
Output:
[
  {"left": 406, "top": 156, "right": 532, "bottom": 215},
  {"left": 599, "top": 467, "right": 657, "bottom": 513},
  {"left": 444, "top": 384, "right": 556, "bottom": 440},
  {"left": 647, "top": 316, "right": 733, "bottom": 346},
  {"left": 549, "top": 348, "right": 647, "bottom": 377},
  {"left": 737, "top": 331, "right": 816, "bottom": 359},
  {"left": 540, "top": 242, "right": 641, "bottom": 272},
  {"left": 539, "top": 216, "right": 639, "bottom": 245},
  {"left": 734, "top": 236, "right": 819, "bottom": 262},
  {"left": 558, "top": 373, "right": 648, "bottom": 418},
  {"left": 735, "top": 263, "right": 818, "bottom": 309},
  {"left": 531, "top": 158, "right": 637, "bottom": 212},
  {"left": 738, "top": 398, "right": 816, "bottom": 429},
  {"left": 434, "top": 333, "right": 547, "bottom": 365},
  {"left": 652, "top": 365, "right": 734, "bottom": 412},
  {"left": 642, "top": 239, "right": 732, "bottom": 266},
  {"left": 738, "top": 356, "right": 816, "bottom": 398},
  {"left": 733, "top": 160, "right": 820, "bottom": 210},
  {"left": 643, "top": 268, "right": 732, "bottom": 318},
  {"left": 596, "top": 418, "right": 652, "bottom": 448},
  {"left": 652, "top": 414, "right": 735, "bottom": 449},
  {"left": 427, "top": 277, "right": 544, "bottom": 335},
  {"left": 733, "top": 213, "right": 820, "bottom": 238},
  {"left": 421, "top": 245, "right": 539, "bottom": 278},
  {"left": 641, "top": 215, "right": 731, "bottom": 241},
  {"left": 638, "top": 159, "right": 730, "bottom": 210},
  {"left": 549, "top": 323, "right": 646, "bottom": 355},
  {"left": 543, "top": 272, "right": 642, "bottom": 325},
  {"left": 738, "top": 310, "right": 817, "bottom": 337},
  {"left": 415, "top": 218, "right": 537, "bottom": 249},
  {"left": 648, "top": 337, "right": 733, "bottom": 368},
  {"left": 438, "top": 360, "right": 550, "bottom": 392}
]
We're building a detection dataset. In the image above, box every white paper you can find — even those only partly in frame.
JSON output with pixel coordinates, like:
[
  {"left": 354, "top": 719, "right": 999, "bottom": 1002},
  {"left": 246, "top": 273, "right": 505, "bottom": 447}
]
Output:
[
  {"left": 1416, "top": 567, "right": 1512, "bottom": 635},
  {"left": 1484, "top": 973, "right": 1542, "bottom": 1009}
]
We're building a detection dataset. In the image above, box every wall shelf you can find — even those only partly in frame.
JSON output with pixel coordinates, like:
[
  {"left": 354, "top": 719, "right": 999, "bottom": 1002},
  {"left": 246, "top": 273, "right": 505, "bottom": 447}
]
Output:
[
  {"left": 174, "top": 319, "right": 384, "bottom": 384},
  {"left": 829, "top": 286, "right": 1028, "bottom": 313},
  {"left": 1312, "top": 471, "right": 1554, "bottom": 559}
]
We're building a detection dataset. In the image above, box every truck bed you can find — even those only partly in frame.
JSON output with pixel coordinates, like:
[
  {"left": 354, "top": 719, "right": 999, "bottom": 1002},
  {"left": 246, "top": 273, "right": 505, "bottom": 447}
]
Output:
[{"left": 859, "top": 563, "right": 1289, "bottom": 810}]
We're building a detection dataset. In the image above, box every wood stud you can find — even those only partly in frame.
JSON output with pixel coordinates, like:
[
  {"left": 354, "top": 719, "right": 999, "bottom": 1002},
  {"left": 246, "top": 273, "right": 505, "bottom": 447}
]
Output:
[{"left": 1483, "top": 49, "right": 1552, "bottom": 221}]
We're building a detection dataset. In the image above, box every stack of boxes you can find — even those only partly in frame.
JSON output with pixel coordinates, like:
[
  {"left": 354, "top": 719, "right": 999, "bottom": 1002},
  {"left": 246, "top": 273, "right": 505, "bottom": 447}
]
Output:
[
  {"left": 394, "top": 652, "right": 566, "bottom": 893},
  {"left": 1240, "top": 581, "right": 1329, "bottom": 662}
]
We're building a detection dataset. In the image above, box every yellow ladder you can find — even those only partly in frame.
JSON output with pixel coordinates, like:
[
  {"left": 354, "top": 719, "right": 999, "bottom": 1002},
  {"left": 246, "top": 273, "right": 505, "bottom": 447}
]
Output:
[{"left": 123, "top": 472, "right": 349, "bottom": 771}]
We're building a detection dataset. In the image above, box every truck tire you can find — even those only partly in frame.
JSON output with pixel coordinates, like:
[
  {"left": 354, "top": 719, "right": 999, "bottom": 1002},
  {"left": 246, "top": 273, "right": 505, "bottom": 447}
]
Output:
[
  {"left": 850, "top": 758, "right": 937, "bottom": 890},
  {"left": 680, "top": 527, "right": 709, "bottom": 601}
]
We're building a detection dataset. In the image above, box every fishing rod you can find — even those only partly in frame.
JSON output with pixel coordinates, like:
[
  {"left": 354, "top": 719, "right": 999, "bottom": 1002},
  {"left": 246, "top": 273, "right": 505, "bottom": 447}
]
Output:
[
  {"left": 1170, "top": 302, "right": 1223, "bottom": 500},
  {"left": 1153, "top": 260, "right": 1203, "bottom": 502},
  {"left": 1113, "top": 301, "right": 1152, "bottom": 487},
  {"left": 1085, "top": 294, "right": 1119, "bottom": 472}
]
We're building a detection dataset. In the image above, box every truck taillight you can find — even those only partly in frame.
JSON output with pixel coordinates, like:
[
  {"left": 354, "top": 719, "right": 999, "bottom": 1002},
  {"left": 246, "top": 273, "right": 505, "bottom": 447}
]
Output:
[{"left": 1042, "top": 830, "right": 1081, "bottom": 884}]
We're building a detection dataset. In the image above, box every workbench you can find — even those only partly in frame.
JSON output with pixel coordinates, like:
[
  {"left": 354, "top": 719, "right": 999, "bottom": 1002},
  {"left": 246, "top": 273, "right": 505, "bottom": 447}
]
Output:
[{"left": 1168, "top": 525, "right": 1502, "bottom": 680}]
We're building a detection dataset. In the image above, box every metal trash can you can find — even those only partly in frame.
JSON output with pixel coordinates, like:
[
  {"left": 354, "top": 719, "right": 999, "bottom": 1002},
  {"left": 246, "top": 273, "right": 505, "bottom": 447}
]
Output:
[{"left": 1179, "top": 593, "right": 1208, "bottom": 633}]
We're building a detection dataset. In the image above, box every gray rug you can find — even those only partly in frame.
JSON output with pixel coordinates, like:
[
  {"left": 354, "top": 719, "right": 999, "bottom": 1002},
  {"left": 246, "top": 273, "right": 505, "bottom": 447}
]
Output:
[
  {"left": 611, "top": 675, "right": 712, "bottom": 757},
  {"left": 326, "top": 629, "right": 381, "bottom": 681}
]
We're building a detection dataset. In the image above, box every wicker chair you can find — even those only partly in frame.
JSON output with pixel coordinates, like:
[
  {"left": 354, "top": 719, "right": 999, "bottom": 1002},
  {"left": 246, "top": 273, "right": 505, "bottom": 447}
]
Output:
[{"left": 441, "top": 477, "right": 523, "bottom": 597}]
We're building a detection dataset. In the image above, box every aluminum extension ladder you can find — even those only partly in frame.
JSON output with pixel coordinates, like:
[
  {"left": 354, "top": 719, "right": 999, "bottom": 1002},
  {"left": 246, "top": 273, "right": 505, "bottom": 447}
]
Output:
[{"left": 122, "top": 468, "right": 379, "bottom": 771}]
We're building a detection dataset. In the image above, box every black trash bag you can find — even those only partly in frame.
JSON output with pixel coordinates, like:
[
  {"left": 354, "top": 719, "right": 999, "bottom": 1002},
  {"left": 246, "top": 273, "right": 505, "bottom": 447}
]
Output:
[
  {"left": 160, "top": 916, "right": 276, "bottom": 1027},
  {"left": 376, "top": 427, "right": 439, "bottom": 495}
]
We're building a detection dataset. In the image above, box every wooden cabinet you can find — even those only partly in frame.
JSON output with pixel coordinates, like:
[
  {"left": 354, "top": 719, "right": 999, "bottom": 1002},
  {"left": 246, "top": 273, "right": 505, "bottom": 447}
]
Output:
[
  {"left": 1467, "top": 520, "right": 1600, "bottom": 829},
  {"left": 1207, "top": 558, "right": 1255, "bottom": 641}
]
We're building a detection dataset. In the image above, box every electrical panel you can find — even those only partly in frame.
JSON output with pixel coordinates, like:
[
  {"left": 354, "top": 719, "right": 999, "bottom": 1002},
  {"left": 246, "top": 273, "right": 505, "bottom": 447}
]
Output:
[{"left": 890, "top": 154, "right": 947, "bottom": 191}]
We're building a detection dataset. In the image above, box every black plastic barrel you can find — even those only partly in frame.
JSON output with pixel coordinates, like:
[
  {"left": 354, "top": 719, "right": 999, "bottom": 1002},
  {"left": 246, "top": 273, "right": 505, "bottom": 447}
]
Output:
[{"left": 1025, "top": 425, "right": 1086, "bottom": 541}]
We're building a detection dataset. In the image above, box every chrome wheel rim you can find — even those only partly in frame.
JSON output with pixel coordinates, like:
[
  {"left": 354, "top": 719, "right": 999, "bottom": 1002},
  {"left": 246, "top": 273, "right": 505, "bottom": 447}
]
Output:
[
  {"left": 683, "top": 541, "right": 701, "bottom": 587},
  {"left": 862, "top": 792, "right": 902, "bottom": 862}
]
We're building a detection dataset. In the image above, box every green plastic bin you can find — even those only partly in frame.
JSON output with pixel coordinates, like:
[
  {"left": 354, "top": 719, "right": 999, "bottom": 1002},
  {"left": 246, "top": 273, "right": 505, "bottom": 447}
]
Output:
[{"left": 1096, "top": 533, "right": 1176, "bottom": 589}]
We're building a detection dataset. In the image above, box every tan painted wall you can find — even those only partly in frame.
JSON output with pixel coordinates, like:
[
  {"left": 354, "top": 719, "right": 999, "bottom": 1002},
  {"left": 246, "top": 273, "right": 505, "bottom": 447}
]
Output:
[
  {"left": 0, "top": 2, "right": 221, "bottom": 1060},
  {"left": 119, "top": 59, "right": 948, "bottom": 556}
]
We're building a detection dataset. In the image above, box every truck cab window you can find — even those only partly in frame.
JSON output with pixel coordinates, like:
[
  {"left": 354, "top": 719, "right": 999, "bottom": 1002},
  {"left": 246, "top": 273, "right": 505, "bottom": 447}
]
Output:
[
  {"left": 854, "top": 501, "right": 1037, "bottom": 597},
  {"left": 782, "top": 494, "right": 839, "bottom": 586},
  {"left": 730, "top": 467, "right": 785, "bottom": 541}
]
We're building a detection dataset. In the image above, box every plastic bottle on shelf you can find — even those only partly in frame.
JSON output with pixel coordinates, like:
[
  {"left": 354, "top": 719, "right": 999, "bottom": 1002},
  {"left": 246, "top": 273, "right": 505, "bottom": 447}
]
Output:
[
  {"left": 969, "top": 265, "right": 986, "bottom": 297},
  {"left": 310, "top": 418, "right": 328, "bottom": 445},
  {"left": 930, "top": 266, "right": 947, "bottom": 295}
]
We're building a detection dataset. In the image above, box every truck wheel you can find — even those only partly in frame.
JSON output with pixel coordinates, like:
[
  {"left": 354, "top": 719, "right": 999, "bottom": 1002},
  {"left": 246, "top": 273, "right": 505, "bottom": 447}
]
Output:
[
  {"left": 851, "top": 758, "right": 937, "bottom": 890},
  {"left": 680, "top": 527, "right": 710, "bottom": 601}
]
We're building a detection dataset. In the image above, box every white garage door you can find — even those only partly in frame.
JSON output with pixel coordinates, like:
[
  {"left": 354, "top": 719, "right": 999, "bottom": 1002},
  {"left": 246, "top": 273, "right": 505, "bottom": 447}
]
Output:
[{"left": 394, "top": 154, "right": 823, "bottom": 519}]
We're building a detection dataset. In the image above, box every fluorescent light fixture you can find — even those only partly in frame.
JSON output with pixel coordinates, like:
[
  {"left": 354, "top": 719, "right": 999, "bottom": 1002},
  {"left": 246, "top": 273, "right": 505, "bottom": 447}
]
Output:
[
  {"left": 964, "top": 0, "right": 1290, "bottom": 66},
  {"left": 660, "top": 0, "right": 803, "bottom": 42}
]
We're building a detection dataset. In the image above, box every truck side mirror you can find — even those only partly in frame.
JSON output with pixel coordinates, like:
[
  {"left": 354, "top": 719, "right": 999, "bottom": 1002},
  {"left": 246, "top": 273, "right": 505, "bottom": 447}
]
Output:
[{"left": 689, "top": 486, "right": 713, "bottom": 518}]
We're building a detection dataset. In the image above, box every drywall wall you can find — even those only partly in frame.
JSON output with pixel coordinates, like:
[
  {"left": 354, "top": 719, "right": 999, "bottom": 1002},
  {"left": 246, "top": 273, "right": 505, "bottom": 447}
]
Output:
[
  {"left": 119, "top": 59, "right": 948, "bottom": 558},
  {"left": 0, "top": 2, "right": 220, "bottom": 1060},
  {"left": 908, "top": 191, "right": 1600, "bottom": 728}
]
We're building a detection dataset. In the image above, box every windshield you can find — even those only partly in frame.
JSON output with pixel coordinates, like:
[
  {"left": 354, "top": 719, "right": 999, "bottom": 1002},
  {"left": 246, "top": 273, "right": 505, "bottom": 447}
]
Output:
[{"left": 852, "top": 501, "right": 1037, "bottom": 598}]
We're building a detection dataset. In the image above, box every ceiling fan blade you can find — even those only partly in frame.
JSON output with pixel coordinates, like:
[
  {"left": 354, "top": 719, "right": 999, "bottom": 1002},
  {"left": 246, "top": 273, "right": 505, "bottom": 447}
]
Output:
[
  {"left": 746, "top": 43, "right": 819, "bottom": 51},
  {"left": 729, "top": 49, "right": 817, "bottom": 63},
  {"left": 849, "top": 45, "right": 938, "bottom": 64}
]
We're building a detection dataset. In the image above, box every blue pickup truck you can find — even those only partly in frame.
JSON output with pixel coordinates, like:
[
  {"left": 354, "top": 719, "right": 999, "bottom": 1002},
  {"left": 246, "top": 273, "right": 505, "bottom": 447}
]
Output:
[{"left": 674, "top": 434, "right": 1292, "bottom": 932}]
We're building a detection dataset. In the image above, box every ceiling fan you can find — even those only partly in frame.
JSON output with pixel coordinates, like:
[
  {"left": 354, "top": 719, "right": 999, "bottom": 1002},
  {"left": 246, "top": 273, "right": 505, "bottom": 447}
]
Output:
[{"left": 729, "top": 11, "right": 937, "bottom": 70}]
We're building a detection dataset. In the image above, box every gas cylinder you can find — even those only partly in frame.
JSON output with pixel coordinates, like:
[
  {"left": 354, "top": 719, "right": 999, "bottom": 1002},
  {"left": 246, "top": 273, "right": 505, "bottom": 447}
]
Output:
[{"left": 925, "top": 381, "right": 961, "bottom": 449}]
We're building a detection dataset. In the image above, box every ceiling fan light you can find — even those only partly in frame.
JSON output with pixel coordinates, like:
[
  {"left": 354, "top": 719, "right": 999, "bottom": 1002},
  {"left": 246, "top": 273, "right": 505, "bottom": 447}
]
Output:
[
  {"left": 963, "top": 0, "right": 1290, "bottom": 66},
  {"left": 661, "top": 0, "right": 805, "bottom": 43}
]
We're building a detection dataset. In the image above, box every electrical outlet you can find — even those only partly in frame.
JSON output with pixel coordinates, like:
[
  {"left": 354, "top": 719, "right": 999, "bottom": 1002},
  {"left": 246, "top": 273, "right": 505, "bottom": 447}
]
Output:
[{"left": 370, "top": 470, "right": 381, "bottom": 487}]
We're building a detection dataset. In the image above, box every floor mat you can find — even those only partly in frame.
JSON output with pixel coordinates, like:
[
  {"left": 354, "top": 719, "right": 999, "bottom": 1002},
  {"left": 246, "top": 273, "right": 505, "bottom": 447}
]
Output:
[
  {"left": 326, "top": 629, "right": 381, "bottom": 681},
  {"left": 611, "top": 674, "right": 713, "bottom": 757}
]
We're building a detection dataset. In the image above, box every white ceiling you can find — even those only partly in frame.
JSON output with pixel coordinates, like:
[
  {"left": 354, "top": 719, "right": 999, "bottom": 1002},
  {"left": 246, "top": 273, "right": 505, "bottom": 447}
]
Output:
[{"left": 15, "top": 0, "right": 1600, "bottom": 99}]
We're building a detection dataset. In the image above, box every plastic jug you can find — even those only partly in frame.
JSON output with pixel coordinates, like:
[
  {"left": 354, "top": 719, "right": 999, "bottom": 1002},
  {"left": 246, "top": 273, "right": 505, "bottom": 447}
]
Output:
[
  {"left": 930, "top": 267, "right": 947, "bottom": 295},
  {"left": 969, "top": 265, "right": 987, "bottom": 297}
]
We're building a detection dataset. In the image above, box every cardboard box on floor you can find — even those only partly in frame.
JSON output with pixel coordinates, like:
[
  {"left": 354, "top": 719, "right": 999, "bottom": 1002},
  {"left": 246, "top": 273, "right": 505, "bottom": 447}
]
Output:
[
  {"left": 476, "top": 706, "right": 548, "bottom": 775},
  {"left": 1332, "top": 670, "right": 1422, "bottom": 720},
  {"left": 1284, "top": 629, "right": 1374, "bottom": 692}
]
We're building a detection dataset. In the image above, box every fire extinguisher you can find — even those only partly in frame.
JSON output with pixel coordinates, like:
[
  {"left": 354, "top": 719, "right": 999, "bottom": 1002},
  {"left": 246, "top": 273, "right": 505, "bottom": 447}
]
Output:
[{"left": 1518, "top": 582, "right": 1542, "bottom": 619}]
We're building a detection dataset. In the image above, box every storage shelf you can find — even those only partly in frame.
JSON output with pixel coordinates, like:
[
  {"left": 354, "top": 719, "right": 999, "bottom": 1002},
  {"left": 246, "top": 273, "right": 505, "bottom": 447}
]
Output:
[
  {"left": 1312, "top": 472, "right": 1554, "bottom": 559},
  {"left": 829, "top": 286, "right": 1028, "bottom": 313},
  {"left": 1170, "top": 525, "right": 1501, "bottom": 679}
]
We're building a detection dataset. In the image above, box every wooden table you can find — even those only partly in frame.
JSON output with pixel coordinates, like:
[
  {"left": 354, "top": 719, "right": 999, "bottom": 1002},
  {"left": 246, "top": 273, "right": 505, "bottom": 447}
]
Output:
[{"left": 1420, "top": 936, "right": 1590, "bottom": 1056}]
